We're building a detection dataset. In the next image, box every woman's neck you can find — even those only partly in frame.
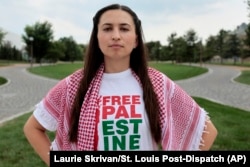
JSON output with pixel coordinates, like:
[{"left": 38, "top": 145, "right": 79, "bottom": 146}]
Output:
[{"left": 104, "top": 59, "right": 130, "bottom": 73}]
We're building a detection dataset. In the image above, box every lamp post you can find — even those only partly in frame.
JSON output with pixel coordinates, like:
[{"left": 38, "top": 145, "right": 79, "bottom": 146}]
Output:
[{"left": 29, "top": 37, "right": 34, "bottom": 68}]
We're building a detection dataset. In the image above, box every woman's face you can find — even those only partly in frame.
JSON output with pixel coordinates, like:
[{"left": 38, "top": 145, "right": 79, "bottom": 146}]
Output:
[{"left": 97, "top": 9, "right": 138, "bottom": 64}]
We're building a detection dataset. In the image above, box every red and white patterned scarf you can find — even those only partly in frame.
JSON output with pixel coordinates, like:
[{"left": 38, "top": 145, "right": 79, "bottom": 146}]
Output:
[{"left": 44, "top": 64, "right": 206, "bottom": 150}]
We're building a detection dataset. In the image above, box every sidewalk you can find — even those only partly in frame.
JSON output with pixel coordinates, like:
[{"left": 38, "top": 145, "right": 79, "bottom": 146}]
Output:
[
  {"left": 176, "top": 64, "right": 250, "bottom": 112},
  {"left": 0, "top": 64, "right": 58, "bottom": 124}
]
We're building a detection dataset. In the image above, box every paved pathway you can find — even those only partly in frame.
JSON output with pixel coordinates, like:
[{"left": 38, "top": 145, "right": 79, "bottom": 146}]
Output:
[
  {"left": 0, "top": 63, "right": 249, "bottom": 124},
  {"left": 0, "top": 64, "right": 58, "bottom": 124},
  {"left": 176, "top": 64, "right": 250, "bottom": 112}
]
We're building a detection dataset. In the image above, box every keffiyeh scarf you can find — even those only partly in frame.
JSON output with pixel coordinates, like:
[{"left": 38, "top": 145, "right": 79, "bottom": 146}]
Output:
[{"left": 44, "top": 64, "right": 207, "bottom": 150}]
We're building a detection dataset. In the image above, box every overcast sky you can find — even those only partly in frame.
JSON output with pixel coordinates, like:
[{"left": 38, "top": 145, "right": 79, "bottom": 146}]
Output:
[{"left": 0, "top": 0, "right": 249, "bottom": 46}]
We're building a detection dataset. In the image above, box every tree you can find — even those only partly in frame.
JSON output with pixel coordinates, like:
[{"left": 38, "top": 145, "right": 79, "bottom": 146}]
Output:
[
  {"left": 44, "top": 41, "right": 65, "bottom": 63},
  {"left": 145, "top": 41, "right": 162, "bottom": 61},
  {"left": 58, "top": 36, "right": 82, "bottom": 62},
  {"left": 78, "top": 44, "right": 86, "bottom": 60},
  {"left": 205, "top": 36, "right": 218, "bottom": 61},
  {"left": 196, "top": 39, "right": 204, "bottom": 66},
  {"left": 0, "top": 41, "right": 12, "bottom": 60},
  {"left": 22, "top": 21, "right": 54, "bottom": 63},
  {"left": 0, "top": 28, "right": 6, "bottom": 46},
  {"left": 174, "top": 37, "right": 188, "bottom": 63},
  {"left": 216, "top": 29, "right": 228, "bottom": 64},
  {"left": 243, "top": 0, "right": 250, "bottom": 62},
  {"left": 184, "top": 29, "right": 199, "bottom": 63},
  {"left": 243, "top": 24, "right": 250, "bottom": 62},
  {"left": 224, "top": 34, "right": 241, "bottom": 64},
  {"left": 167, "top": 32, "right": 177, "bottom": 63},
  {"left": 152, "top": 41, "right": 161, "bottom": 62},
  {"left": 0, "top": 41, "right": 22, "bottom": 60},
  {"left": 158, "top": 45, "right": 170, "bottom": 61},
  {"left": 167, "top": 33, "right": 188, "bottom": 63}
]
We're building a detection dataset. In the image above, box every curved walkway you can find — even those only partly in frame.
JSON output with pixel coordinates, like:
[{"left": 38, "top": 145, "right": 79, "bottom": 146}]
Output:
[
  {"left": 0, "top": 63, "right": 249, "bottom": 124},
  {"left": 176, "top": 64, "right": 250, "bottom": 112},
  {"left": 0, "top": 64, "right": 58, "bottom": 124}
]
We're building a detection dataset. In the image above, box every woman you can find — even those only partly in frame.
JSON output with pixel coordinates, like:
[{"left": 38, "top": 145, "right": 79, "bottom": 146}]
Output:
[{"left": 24, "top": 3, "right": 217, "bottom": 166}]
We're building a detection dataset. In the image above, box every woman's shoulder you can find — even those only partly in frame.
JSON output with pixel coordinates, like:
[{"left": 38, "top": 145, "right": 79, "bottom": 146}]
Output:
[
  {"left": 66, "top": 68, "right": 84, "bottom": 82},
  {"left": 147, "top": 67, "right": 162, "bottom": 75},
  {"left": 147, "top": 67, "right": 165, "bottom": 80},
  {"left": 147, "top": 67, "right": 175, "bottom": 90},
  {"left": 147, "top": 67, "right": 173, "bottom": 81}
]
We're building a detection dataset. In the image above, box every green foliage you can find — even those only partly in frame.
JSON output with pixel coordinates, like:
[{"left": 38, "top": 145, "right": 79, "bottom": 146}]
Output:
[
  {"left": 224, "top": 34, "right": 241, "bottom": 60},
  {"left": 167, "top": 33, "right": 188, "bottom": 63},
  {"left": 205, "top": 36, "right": 218, "bottom": 60},
  {"left": 243, "top": 1, "right": 250, "bottom": 60},
  {"left": 58, "top": 37, "right": 83, "bottom": 62},
  {"left": 2, "top": 19, "right": 250, "bottom": 64},
  {"left": 0, "top": 76, "right": 7, "bottom": 85},
  {"left": 243, "top": 24, "right": 250, "bottom": 59},
  {"left": 0, "top": 28, "right": 7, "bottom": 45},
  {"left": 145, "top": 41, "right": 160, "bottom": 61},
  {"left": 244, "top": 24, "right": 250, "bottom": 46},
  {"left": 0, "top": 42, "right": 22, "bottom": 60},
  {"left": 0, "top": 28, "right": 23, "bottom": 61},
  {"left": 22, "top": 21, "right": 54, "bottom": 63},
  {"left": 44, "top": 48, "right": 63, "bottom": 63},
  {"left": 216, "top": 29, "right": 228, "bottom": 63}
]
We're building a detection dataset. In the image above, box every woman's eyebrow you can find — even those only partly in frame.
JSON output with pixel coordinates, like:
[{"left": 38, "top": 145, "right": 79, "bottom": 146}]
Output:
[{"left": 101, "top": 23, "right": 131, "bottom": 27}]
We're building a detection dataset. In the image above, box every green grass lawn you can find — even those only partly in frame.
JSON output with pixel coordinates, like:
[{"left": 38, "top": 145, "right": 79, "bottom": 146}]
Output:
[
  {"left": 1, "top": 62, "right": 249, "bottom": 85},
  {"left": 0, "top": 76, "right": 7, "bottom": 85},
  {"left": 193, "top": 97, "right": 250, "bottom": 150},
  {"left": 234, "top": 70, "right": 250, "bottom": 85},
  {"left": 27, "top": 62, "right": 208, "bottom": 80},
  {"left": 149, "top": 62, "right": 208, "bottom": 80},
  {"left": 28, "top": 63, "right": 83, "bottom": 80},
  {"left": 0, "top": 62, "right": 250, "bottom": 166}
]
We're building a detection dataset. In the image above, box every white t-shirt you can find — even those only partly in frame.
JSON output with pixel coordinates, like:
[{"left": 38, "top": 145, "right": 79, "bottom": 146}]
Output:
[
  {"left": 33, "top": 68, "right": 157, "bottom": 150},
  {"left": 96, "top": 69, "right": 157, "bottom": 150}
]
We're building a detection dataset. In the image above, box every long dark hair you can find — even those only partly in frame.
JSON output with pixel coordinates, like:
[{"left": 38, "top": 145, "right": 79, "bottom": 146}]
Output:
[{"left": 68, "top": 3, "right": 161, "bottom": 145}]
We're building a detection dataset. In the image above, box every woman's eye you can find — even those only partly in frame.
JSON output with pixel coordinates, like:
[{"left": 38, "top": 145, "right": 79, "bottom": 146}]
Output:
[
  {"left": 103, "top": 27, "right": 112, "bottom": 31},
  {"left": 121, "top": 27, "right": 129, "bottom": 31}
]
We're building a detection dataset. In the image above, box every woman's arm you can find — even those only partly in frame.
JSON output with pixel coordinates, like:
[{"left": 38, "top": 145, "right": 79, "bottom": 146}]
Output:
[
  {"left": 199, "top": 119, "right": 218, "bottom": 150},
  {"left": 23, "top": 115, "right": 51, "bottom": 166}
]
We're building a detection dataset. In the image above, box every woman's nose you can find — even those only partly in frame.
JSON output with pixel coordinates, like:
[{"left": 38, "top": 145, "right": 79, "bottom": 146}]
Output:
[{"left": 112, "top": 29, "right": 121, "bottom": 40}]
